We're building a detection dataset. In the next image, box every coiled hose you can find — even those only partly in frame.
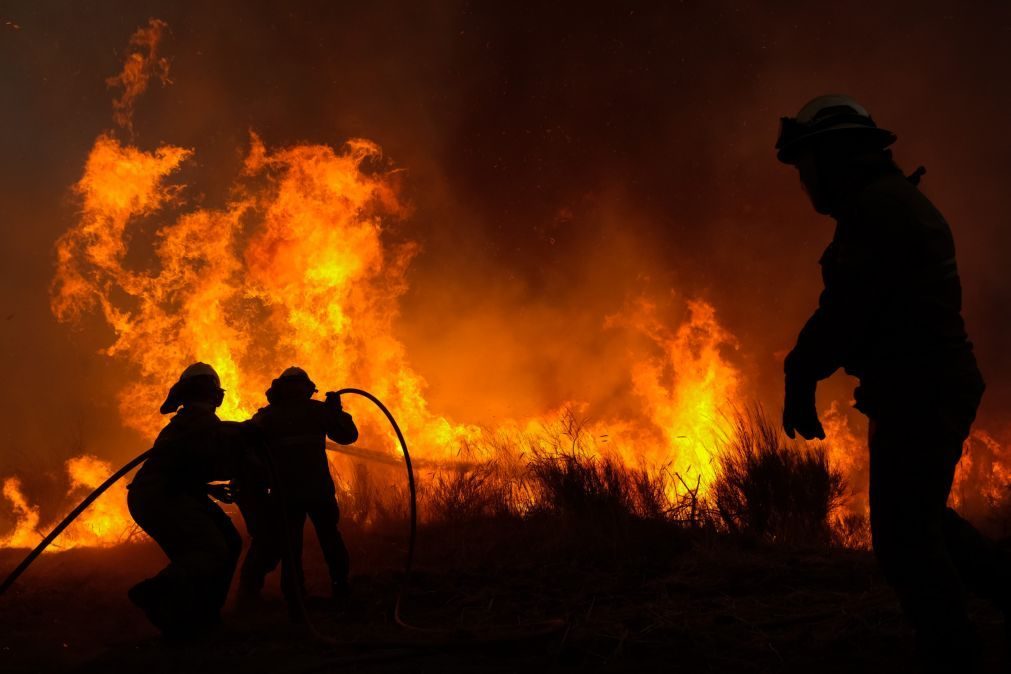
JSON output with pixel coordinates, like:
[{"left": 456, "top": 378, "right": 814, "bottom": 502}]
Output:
[{"left": 0, "top": 388, "right": 563, "bottom": 647}]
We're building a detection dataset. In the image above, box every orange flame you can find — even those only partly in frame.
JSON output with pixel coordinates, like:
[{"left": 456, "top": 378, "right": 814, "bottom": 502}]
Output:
[
  {"left": 0, "top": 456, "right": 139, "bottom": 550},
  {"left": 0, "top": 478, "right": 41, "bottom": 549},
  {"left": 4, "top": 19, "right": 793, "bottom": 549},
  {"left": 14, "top": 113, "right": 750, "bottom": 548},
  {"left": 18, "top": 18, "right": 1010, "bottom": 552},
  {"left": 51, "top": 129, "right": 481, "bottom": 459},
  {"left": 106, "top": 18, "right": 170, "bottom": 134}
]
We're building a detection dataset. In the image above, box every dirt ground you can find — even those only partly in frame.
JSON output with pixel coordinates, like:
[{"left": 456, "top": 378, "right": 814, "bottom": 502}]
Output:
[{"left": 0, "top": 520, "right": 1006, "bottom": 673}]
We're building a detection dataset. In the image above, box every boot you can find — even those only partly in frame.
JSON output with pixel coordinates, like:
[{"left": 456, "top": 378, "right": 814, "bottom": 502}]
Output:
[{"left": 330, "top": 579, "right": 350, "bottom": 608}]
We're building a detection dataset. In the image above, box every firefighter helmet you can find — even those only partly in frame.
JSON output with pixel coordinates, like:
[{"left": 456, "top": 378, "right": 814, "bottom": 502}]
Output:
[
  {"left": 776, "top": 94, "right": 896, "bottom": 164},
  {"left": 160, "top": 362, "right": 223, "bottom": 414},
  {"left": 264, "top": 365, "right": 315, "bottom": 404},
  {"left": 178, "top": 361, "right": 221, "bottom": 388},
  {"left": 280, "top": 366, "right": 311, "bottom": 381}
]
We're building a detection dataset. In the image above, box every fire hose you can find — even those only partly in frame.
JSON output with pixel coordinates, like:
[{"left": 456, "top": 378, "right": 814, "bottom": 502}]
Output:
[
  {"left": 0, "top": 387, "right": 564, "bottom": 648},
  {"left": 0, "top": 448, "right": 153, "bottom": 596}
]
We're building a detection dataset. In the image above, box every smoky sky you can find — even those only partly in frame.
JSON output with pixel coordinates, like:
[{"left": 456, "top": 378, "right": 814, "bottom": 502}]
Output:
[{"left": 2, "top": 0, "right": 1011, "bottom": 482}]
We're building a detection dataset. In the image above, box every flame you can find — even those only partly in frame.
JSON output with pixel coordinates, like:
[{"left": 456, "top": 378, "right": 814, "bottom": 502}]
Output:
[
  {"left": 0, "top": 478, "right": 42, "bottom": 549},
  {"left": 952, "top": 430, "right": 1011, "bottom": 518},
  {"left": 0, "top": 19, "right": 809, "bottom": 549},
  {"left": 817, "top": 402, "right": 869, "bottom": 515},
  {"left": 51, "top": 129, "right": 480, "bottom": 458},
  {"left": 0, "top": 456, "right": 138, "bottom": 550},
  {"left": 613, "top": 297, "right": 741, "bottom": 486},
  {"left": 11, "top": 18, "right": 1011, "bottom": 552},
  {"left": 63, "top": 456, "right": 138, "bottom": 546},
  {"left": 106, "top": 18, "right": 170, "bottom": 134},
  {"left": 9, "top": 115, "right": 747, "bottom": 547}
]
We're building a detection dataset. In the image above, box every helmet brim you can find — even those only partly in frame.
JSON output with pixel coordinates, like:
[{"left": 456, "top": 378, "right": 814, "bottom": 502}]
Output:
[
  {"left": 777, "top": 125, "right": 896, "bottom": 164},
  {"left": 159, "top": 375, "right": 225, "bottom": 414}
]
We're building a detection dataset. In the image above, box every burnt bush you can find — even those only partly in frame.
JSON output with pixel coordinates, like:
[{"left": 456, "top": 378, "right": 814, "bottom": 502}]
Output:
[
  {"left": 713, "top": 408, "right": 845, "bottom": 545},
  {"left": 527, "top": 450, "right": 636, "bottom": 519},
  {"left": 424, "top": 463, "right": 515, "bottom": 523}
]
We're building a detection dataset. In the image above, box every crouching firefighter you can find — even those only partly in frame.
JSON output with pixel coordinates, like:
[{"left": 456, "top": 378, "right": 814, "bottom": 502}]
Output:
[
  {"left": 126, "top": 362, "right": 248, "bottom": 637},
  {"left": 777, "top": 95, "right": 1010, "bottom": 671},
  {"left": 235, "top": 367, "right": 358, "bottom": 618}
]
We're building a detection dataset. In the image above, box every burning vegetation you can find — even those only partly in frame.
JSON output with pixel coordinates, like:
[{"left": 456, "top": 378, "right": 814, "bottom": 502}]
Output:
[{"left": 4, "top": 17, "right": 1011, "bottom": 558}]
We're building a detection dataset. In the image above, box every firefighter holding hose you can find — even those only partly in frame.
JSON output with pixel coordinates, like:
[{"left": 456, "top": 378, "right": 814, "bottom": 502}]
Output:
[
  {"left": 778, "top": 95, "right": 1009, "bottom": 670},
  {"left": 126, "top": 362, "right": 248, "bottom": 638},
  {"left": 235, "top": 366, "right": 358, "bottom": 620}
]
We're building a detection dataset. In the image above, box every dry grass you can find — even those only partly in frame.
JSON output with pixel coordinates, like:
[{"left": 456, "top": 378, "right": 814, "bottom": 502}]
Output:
[
  {"left": 8, "top": 408, "right": 1011, "bottom": 673},
  {"left": 329, "top": 405, "right": 850, "bottom": 556},
  {"left": 712, "top": 407, "right": 846, "bottom": 546}
]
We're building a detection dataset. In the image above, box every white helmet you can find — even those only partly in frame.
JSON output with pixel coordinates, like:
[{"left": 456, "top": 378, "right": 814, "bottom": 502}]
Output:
[{"left": 776, "top": 94, "right": 896, "bottom": 163}]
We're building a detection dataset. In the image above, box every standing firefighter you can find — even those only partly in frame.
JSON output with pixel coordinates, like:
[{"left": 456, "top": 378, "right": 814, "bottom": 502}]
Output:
[
  {"left": 236, "top": 367, "right": 358, "bottom": 618},
  {"left": 777, "top": 95, "right": 1009, "bottom": 670},
  {"left": 127, "top": 362, "right": 246, "bottom": 637}
]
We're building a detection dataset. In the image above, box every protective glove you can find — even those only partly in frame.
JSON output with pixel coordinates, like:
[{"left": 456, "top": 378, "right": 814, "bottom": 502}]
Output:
[
  {"left": 324, "top": 391, "right": 343, "bottom": 410},
  {"left": 783, "top": 375, "right": 826, "bottom": 440},
  {"left": 207, "top": 482, "right": 236, "bottom": 504}
]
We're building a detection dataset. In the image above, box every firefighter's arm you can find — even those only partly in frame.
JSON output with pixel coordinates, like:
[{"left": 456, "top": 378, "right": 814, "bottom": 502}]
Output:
[
  {"left": 784, "top": 286, "right": 876, "bottom": 440},
  {"left": 783, "top": 312, "right": 830, "bottom": 441},
  {"left": 784, "top": 214, "right": 899, "bottom": 439},
  {"left": 784, "top": 247, "right": 882, "bottom": 439},
  {"left": 784, "top": 284, "right": 854, "bottom": 389},
  {"left": 321, "top": 392, "right": 359, "bottom": 445}
]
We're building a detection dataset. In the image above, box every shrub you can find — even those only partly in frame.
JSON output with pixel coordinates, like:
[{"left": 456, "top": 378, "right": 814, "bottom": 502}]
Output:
[
  {"left": 713, "top": 407, "right": 845, "bottom": 545},
  {"left": 424, "top": 463, "right": 514, "bottom": 523},
  {"left": 527, "top": 450, "right": 635, "bottom": 521}
]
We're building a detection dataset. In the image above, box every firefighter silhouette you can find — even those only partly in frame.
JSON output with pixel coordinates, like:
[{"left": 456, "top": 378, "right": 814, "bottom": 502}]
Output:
[
  {"left": 778, "top": 95, "right": 1010, "bottom": 671},
  {"left": 235, "top": 367, "right": 358, "bottom": 619},
  {"left": 126, "top": 362, "right": 246, "bottom": 637}
]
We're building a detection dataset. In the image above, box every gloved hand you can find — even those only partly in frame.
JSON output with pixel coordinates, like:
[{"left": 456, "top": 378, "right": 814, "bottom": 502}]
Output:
[
  {"left": 783, "top": 376, "right": 826, "bottom": 440},
  {"left": 325, "top": 391, "right": 343, "bottom": 410},
  {"left": 207, "top": 482, "right": 236, "bottom": 504}
]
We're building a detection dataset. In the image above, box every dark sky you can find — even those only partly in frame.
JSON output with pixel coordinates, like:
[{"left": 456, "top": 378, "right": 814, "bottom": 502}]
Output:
[{"left": 2, "top": 1, "right": 1011, "bottom": 482}]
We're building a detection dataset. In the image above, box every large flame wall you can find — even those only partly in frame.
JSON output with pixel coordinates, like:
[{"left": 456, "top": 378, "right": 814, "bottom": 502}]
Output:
[{"left": 4, "top": 7, "right": 1011, "bottom": 549}]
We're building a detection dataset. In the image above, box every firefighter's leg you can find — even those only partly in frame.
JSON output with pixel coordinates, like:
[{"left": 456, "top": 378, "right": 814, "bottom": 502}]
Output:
[
  {"left": 942, "top": 508, "right": 1011, "bottom": 608},
  {"left": 932, "top": 391, "right": 1011, "bottom": 609},
  {"left": 237, "top": 491, "right": 282, "bottom": 598},
  {"left": 127, "top": 486, "right": 194, "bottom": 631},
  {"left": 946, "top": 510, "right": 1011, "bottom": 660},
  {"left": 202, "top": 497, "right": 242, "bottom": 615},
  {"left": 869, "top": 418, "right": 977, "bottom": 671},
  {"left": 164, "top": 497, "right": 237, "bottom": 630},
  {"left": 279, "top": 506, "right": 308, "bottom": 611},
  {"left": 128, "top": 488, "right": 235, "bottom": 634},
  {"left": 306, "top": 497, "right": 351, "bottom": 595}
]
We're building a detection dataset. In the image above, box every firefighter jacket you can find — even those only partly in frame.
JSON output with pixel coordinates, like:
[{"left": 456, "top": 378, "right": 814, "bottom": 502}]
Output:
[
  {"left": 130, "top": 407, "right": 246, "bottom": 496},
  {"left": 784, "top": 163, "right": 983, "bottom": 417},
  {"left": 246, "top": 398, "right": 358, "bottom": 500}
]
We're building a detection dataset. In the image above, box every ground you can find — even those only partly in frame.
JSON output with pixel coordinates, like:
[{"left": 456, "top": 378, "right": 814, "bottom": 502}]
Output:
[{"left": 0, "top": 516, "right": 1007, "bottom": 674}]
